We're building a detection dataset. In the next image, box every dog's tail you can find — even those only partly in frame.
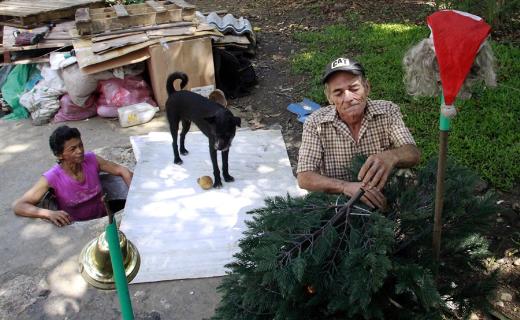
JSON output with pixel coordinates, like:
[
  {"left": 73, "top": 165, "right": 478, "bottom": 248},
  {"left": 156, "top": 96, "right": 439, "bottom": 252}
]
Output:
[{"left": 166, "top": 72, "right": 188, "bottom": 95}]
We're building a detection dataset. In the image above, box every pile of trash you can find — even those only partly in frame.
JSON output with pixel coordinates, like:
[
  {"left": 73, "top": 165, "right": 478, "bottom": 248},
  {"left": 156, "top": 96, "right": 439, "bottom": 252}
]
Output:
[
  {"left": 0, "top": 1, "right": 258, "bottom": 127},
  {"left": 0, "top": 59, "right": 156, "bottom": 126}
]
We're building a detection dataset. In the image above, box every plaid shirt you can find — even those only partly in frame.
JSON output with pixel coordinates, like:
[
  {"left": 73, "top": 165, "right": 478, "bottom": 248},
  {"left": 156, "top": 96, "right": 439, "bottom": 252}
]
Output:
[{"left": 297, "top": 99, "right": 416, "bottom": 181}]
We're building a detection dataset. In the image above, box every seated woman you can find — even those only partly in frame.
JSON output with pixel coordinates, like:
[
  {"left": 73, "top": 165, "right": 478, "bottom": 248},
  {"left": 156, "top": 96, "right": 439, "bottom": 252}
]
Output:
[{"left": 12, "top": 125, "right": 133, "bottom": 227}]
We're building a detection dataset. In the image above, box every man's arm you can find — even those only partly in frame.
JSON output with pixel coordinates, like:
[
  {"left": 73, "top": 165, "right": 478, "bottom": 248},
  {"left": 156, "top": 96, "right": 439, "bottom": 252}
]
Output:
[
  {"left": 12, "top": 176, "right": 72, "bottom": 227},
  {"left": 358, "top": 144, "right": 420, "bottom": 190},
  {"left": 96, "top": 155, "right": 133, "bottom": 187},
  {"left": 297, "top": 171, "right": 387, "bottom": 210}
]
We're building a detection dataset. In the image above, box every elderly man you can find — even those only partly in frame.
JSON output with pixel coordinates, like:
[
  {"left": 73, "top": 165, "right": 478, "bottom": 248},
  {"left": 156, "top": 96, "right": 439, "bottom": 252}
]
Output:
[{"left": 297, "top": 57, "right": 420, "bottom": 210}]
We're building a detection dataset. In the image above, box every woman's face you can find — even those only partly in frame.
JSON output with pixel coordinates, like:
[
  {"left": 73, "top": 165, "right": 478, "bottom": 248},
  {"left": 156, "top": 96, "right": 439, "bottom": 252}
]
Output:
[{"left": 58, "top": 138, "right": 84, "bottom": 165}]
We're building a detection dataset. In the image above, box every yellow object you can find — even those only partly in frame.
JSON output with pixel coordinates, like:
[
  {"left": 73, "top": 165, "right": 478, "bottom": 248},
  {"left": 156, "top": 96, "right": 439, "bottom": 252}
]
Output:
[{"left": 197, "top": 176, "right": 213, "bottom": 190}]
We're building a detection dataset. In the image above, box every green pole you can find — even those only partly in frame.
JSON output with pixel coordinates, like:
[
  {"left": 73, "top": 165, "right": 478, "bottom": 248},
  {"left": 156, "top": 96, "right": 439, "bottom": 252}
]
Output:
[
  {"left": 433, "top": 93, "right": 450, "bottom": 276},
  {"left": 106, "top": 214, "right": 134, "bottom": 320}
]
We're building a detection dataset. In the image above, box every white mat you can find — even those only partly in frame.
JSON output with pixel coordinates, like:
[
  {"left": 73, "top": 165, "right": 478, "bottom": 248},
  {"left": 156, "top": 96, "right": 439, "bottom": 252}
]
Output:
[{"left": 121, "top": 129, "right": 306, "bottom": 283}]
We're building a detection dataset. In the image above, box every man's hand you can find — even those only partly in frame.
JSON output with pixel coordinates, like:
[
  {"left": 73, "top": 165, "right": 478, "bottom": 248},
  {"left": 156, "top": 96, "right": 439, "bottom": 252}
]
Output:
[
  {"left": 358, "top": 145, "right": 421, "bottom": 190},
  {"left": 342, "top": 182, "right": 387, "bottom": 211},
  {"left": 46, "top": 210, "right": 72, "bottom": 227},
  {"left": 358, "top": 151, "right": 397, "bottom": 191}
]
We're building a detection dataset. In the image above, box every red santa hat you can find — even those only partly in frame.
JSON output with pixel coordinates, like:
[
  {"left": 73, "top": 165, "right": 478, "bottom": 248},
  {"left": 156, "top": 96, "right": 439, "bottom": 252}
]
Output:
[{"left": 427, "top": 10, "right": 491, "bottom": 109}]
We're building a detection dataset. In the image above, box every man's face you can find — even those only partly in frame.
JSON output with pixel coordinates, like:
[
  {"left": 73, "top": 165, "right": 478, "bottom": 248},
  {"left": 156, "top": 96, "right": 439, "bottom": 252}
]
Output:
[{"left": 327, "top": 72, "right": 369, "bottom": 125}]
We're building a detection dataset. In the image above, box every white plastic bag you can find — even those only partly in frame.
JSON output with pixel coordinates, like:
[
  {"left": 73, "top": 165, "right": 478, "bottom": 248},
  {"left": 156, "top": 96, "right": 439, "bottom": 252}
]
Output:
[{"left": 118, "top": 102, "right": 159, "bottom": 127}]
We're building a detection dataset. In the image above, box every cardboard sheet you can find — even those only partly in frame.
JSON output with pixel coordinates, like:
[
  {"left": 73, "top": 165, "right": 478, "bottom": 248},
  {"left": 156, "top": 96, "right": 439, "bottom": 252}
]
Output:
[
  {"left": 147, "top": 37, "right": 216, "bottom": 109},
  {"left": 121, "top": 129, "right": 306, "bottom": 283}
]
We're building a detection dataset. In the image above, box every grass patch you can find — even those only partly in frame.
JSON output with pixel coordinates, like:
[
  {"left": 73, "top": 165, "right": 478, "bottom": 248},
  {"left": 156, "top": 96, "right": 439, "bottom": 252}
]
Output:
[{"left": 291, "top": 21, "right": 520, "bottom": 190}]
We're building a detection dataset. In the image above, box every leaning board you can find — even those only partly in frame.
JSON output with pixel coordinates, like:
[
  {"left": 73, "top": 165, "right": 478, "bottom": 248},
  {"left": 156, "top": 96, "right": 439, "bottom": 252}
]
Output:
[{"left": 121, "top": 129, "right": 306, "bottom": 283}]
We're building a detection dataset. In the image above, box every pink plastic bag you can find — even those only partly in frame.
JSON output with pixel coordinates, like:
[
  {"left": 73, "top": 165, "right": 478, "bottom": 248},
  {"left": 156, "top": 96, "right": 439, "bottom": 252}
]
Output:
[
  {"left": 96, "top": 76, "right": 156, "bottom": 118},
  {"left": 53, "top": 94, "right": 97, "bottom": 123}
]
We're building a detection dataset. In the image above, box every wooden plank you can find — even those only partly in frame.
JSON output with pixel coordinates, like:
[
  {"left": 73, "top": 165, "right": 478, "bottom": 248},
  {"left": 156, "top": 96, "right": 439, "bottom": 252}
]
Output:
[
  {"left": 0, "top": 0, "right": 104, "bottom": 28},
  {"left": 170, "top": 0, "right": 195, "bottom": 9},
  {"left": 76, "top": 2, "right": 185, "bottom": 35},
  {"left": 146, "top": 1, "right": 166, "bottom": 13},
  {"left": 146, "top": 26, "right": 194, "bottom": 38},
  {"left": 92, "top": 33, "right": 149, "bottom": 54},
  {"left": 91, "top": 21, "right": 193, "bottom": 37},
  {"left": 0, "top": 55, "right": 49, "bottom": 66},
  {"left": 81, "top": 47, "right": 150, "bottom": 74},
  {"left": 169, "top": 0, "right": 195, "bottom": 21},
  {"left": 92, "top": 31, "right": 142, "bottom": 43},
  {"left": 155, "top": 7, "right": 182, "bottom": 25},
  {"left": 75, "top": 8, "right": 91, "bottom": 23},
  {"left": 2, "top": 21, "right": 75, "bottom": 51},
  {"left": 113, "top": 4, "right": 129, "bottom": 17},
  {"left": 0, "top": 0, "right": 104, "bottom": 17},
  {"left": 74, "top": 36, "right": 157, "bottom": 69},
  {"left": 0, "top": 0, "right": 103, "bottom": 16}
]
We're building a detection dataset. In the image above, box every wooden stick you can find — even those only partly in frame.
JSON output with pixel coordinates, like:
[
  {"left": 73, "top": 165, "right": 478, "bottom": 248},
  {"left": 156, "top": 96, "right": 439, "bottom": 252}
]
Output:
[
  {"left": 433, "top": 130, "right": 448, "bottom": 275},
  {"left": 93, "top": 21, "right": 194, "bottom": 37}
]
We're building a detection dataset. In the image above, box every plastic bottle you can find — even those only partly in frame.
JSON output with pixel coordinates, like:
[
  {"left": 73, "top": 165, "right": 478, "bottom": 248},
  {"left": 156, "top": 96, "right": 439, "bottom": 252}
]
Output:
[{"left": 118, "top": 102, "right": 159, "bottom": 128}]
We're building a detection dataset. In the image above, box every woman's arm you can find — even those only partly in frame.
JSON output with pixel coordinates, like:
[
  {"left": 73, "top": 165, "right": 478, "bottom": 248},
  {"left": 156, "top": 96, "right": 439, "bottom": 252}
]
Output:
[
  {"left": 96, "top": 155, "right": 133, "bottom": 187},
  {"left": 12, "top": 176, "right": 72, "bottom": 227}
]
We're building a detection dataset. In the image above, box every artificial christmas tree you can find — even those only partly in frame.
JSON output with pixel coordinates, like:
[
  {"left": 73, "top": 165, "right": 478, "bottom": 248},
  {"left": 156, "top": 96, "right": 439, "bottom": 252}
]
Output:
[{"left": 212, "top": 158, "right": 498, "bottom": 319}]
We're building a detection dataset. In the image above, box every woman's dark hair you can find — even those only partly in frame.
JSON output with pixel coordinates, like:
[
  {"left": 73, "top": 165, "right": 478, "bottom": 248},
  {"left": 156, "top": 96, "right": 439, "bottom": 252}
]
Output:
[{"left": 49, "top": 125, "right": 81, "bottom": 156}]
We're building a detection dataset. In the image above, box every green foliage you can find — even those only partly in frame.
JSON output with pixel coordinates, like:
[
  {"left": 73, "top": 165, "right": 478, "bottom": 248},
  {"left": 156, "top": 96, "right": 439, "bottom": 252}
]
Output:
[
  {"left": 434, "top": 0, "right": 520, "bottom": 29},
  {"left": 212, "top": 159, "right": 498, "bottom": 319},
  {"left": 291, "top": 21, "right": 520, "bottom": 190}
]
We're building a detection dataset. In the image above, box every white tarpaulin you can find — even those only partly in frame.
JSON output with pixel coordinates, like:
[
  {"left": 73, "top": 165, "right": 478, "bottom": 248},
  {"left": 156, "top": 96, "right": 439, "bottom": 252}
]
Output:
[{"left": 121, "top": 129, "right": 306, "bottom": 283}]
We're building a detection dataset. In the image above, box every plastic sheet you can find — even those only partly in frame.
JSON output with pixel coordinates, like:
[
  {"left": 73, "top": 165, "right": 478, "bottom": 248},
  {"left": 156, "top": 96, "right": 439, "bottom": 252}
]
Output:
[{"left": 1, "top": 64, "right": 39, "bottom": 120}]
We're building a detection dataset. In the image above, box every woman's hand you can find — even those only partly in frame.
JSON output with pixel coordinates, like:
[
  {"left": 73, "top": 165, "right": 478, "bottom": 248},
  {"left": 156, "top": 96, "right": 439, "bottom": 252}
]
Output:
[
  {"left": 46, "top": 210, "right": 72, "bottom": 227},
  {"left": 342, "top": 182, "right": 387, "bottom": 211}
]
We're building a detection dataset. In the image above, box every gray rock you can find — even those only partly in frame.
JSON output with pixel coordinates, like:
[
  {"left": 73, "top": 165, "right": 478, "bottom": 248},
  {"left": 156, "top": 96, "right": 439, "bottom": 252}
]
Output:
[
  {"left": 512, "top": 201, "right": 520, "bottom": 213},
  {"left": 500, "top": 292, "right": 513, "bottom": 302},
  {"left": 473, "top": 179, "right": 489, "bottom": 194}
]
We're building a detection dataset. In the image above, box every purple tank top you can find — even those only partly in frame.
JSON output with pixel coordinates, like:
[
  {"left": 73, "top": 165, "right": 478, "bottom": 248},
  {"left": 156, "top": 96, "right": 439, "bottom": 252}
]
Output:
[{"left": 43, "top": 152, "right": 106, "bottom": 221}]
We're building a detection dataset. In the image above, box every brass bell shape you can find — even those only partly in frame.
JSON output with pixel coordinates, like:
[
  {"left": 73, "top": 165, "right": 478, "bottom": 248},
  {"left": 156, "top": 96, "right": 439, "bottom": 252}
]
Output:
[{"left": 79, "top": 230, "right": 140, "bottom": 290}]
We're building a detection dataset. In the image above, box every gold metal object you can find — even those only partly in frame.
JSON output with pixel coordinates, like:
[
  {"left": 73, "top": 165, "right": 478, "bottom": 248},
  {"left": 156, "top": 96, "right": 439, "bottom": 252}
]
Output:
[{"left": 79, "top": 230, "right": 140, "bottom": 290}]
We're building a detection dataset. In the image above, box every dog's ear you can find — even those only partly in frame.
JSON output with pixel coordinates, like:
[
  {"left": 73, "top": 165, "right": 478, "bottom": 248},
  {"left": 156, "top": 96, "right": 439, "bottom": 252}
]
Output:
[
  {"left": 234, "top": 116, "right": 241, "bottom": 127},
  {"left": 208, "top": 89, "right": 227, "bottom": 107}
]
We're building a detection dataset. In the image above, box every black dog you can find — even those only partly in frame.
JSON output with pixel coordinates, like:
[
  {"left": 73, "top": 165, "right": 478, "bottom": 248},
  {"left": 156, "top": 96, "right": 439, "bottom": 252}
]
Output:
[{"left": 165, "top": 72, "right": 241, "bottom": 188}]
